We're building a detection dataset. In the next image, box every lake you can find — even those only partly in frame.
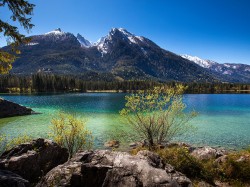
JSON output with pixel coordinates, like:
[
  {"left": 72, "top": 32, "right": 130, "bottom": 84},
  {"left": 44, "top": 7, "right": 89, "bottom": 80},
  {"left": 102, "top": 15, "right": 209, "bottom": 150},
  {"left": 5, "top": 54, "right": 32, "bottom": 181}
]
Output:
[{"left": 0, "top": 93, "right": 250, "bottom": 150}]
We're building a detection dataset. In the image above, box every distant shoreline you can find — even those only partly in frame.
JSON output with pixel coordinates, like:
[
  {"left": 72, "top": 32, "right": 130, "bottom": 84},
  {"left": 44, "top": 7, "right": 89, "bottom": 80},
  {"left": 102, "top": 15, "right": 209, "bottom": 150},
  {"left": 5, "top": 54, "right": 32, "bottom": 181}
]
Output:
[
  {"left": 1, "top": 89, "right": 250, "bottom": 94},
  {"left": 86, "top": 90, "right": 125, "bottom": 93}
]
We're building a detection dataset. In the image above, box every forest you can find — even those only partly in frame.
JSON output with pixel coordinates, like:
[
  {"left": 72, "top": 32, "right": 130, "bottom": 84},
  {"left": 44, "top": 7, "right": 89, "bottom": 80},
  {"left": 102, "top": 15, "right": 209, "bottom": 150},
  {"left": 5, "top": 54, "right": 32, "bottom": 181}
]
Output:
[{"left": 0, "top": 73, "right": 249, "bottom": 93}]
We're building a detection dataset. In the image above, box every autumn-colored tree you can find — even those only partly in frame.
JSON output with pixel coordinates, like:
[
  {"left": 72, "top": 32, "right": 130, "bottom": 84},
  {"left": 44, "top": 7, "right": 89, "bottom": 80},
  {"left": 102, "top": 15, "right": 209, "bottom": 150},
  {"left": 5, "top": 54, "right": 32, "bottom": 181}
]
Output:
[{"left": 0, "top": 0, "right": 35, "bottom": 74}]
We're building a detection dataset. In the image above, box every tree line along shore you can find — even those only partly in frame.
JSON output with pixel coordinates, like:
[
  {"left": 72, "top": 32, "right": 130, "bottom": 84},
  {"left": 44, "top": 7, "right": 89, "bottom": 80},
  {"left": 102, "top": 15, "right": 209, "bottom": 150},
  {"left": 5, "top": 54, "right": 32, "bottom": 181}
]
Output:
[{"left": 0, "top": 73, "right": 250, "bottom": 94}]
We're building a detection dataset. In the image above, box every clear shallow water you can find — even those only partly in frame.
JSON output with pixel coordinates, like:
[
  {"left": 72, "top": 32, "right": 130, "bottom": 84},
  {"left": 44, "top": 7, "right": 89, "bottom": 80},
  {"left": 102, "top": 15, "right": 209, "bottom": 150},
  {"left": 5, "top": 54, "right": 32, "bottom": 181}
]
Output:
[{"left": 0, "top": 93, "right": 250, "bottom": 149}]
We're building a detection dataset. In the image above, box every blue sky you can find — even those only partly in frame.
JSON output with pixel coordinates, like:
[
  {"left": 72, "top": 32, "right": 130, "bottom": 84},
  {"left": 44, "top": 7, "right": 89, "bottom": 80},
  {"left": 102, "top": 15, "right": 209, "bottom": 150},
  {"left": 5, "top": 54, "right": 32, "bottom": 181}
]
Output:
[{"left": 1, "top": 0, "right": 250, "bottom": 64}]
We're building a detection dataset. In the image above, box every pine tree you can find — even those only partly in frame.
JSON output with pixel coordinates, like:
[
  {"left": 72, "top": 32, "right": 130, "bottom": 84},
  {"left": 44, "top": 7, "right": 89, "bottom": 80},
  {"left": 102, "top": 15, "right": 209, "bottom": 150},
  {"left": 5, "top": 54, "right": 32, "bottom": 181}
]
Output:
[{"left": 0, "top": 0, "right": 35, "bottom": 74}]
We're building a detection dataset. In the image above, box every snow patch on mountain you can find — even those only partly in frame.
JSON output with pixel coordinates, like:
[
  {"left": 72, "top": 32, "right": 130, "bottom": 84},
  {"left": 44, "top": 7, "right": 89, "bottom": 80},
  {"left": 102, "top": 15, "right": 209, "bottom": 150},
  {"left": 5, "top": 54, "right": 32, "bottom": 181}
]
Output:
[
  {"left": 136, "top": 36, "right": 145, "bottom": 42},
  {"left": 45, "top": 28, "right": 65, "bottom": 35},
  {"left": 77, "top": 34, "right": 92, "bottom": 48},
  {"left": 181, "top": 54, "right": 216, "bottom": 68},
  {"left": 223, "top": 70, "right": 233, "bottom": 75},
  {"left": 94, "top": 36, "right": 110, "bottom": 56},
  {"left": 215, "top": 66, "right": 223, "bottom": 72},
  {"left": 26, "top": 42, "right": 39, "bottom": 46},
  {"left": 116, "top": 28, "right": 139, "bottom": 44},
  {"left": 181, "top": 55, "right": 250, "bottom": 82},
  {"left": 117, "top": 28, "right": 147, "bottom": 45},
  {"left": 127, "top": 36, "right": 137, "bottom": 44},
  {"left": 224, "top": 64, "right": 242, "bottom": 70}
]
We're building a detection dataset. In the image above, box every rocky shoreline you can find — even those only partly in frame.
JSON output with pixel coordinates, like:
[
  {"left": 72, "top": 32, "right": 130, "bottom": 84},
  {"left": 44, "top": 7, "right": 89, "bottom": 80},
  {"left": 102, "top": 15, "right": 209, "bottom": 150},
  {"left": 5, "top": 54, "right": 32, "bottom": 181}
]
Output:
[
  {"left": 0, "top": 98, "right": 34, "bottom": 118},
  {"left": 1, "top": 138, "right": 246, "bottom": 187},
  {"left": 0, "top": 139, "right": 193, "bottom": 187},
  {"left": 105, "top": 139, "right": 229, "bottom": 160}
]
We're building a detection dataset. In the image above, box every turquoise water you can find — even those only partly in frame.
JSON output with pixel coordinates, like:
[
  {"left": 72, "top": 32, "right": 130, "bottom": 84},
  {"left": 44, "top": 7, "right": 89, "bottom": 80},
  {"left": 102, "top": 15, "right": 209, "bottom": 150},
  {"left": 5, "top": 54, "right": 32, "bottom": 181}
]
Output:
[{"left": 0, "top": 93, "right": 250, "bottom": 149}]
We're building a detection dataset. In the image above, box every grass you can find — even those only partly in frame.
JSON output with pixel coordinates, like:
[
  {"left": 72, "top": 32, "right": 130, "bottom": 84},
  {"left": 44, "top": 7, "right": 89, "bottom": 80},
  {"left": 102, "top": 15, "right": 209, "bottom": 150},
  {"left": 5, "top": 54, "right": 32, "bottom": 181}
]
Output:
[
  {"left": 218, "top": 148, "right": 250, "bottom": 181},
  {"left": 131, "top": 146, "right": 250, "bottom": 185}
]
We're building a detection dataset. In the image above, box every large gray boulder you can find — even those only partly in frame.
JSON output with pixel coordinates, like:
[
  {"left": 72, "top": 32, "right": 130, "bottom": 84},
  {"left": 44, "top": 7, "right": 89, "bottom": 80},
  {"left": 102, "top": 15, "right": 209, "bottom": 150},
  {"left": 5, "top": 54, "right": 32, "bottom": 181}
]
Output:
[
  {"left": 191, "top": 146, "right": 227, "bottom": 160},
  {"left": 36, "top": 150, "right": 192, "bottom": 187},
  {"left": 0, "top": 169, "right": 30, "bottom": 187},
  {"left": 0, "top": 98, "right": 33, "bottom": 118},
  {"left": 0, "top": 138, "right": 69, "bottom": 183}
]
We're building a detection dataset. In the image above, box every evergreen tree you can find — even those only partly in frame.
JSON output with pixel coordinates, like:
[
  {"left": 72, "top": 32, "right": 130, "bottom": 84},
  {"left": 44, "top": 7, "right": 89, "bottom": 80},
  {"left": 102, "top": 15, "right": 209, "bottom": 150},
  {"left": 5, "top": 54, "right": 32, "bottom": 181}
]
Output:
[{"left": 0, "top": 0, "right": 35, "bottom": 74}]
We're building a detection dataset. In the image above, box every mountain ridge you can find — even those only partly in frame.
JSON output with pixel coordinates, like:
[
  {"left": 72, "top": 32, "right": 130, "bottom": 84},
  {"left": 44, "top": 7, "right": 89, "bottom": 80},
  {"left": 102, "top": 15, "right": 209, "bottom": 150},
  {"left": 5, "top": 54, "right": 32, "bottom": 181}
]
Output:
[
  {"left": 2, "top": 28, "right": 249, "bottom": 83},
  {"left": 181, "top": 54, "right": 250, "bottom": 83}
]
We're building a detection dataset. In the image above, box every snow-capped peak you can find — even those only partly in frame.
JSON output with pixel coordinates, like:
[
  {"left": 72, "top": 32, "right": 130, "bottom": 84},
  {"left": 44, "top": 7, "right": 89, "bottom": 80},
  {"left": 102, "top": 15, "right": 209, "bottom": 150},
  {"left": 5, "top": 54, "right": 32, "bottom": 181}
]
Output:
[
  {"left": 181, "top": 54, "right": 217, "bottom": 68},
  {"left": 77, "top": 34, "right": 92, "bottom": 48},
  {"left": 94, "top": 28, "right": 147, "bottom": 55},
  {"left": 111, "top": 28, "right": 133, "bottom": 36},
  {"left": 45, "top": 28, "right": 65, "bottom": 35},
  {"left": 94, "top": 36, "right": 109, "bottom": 56},
  {"left": 110, "top": 28, "right": 142, "bottom": 44}
]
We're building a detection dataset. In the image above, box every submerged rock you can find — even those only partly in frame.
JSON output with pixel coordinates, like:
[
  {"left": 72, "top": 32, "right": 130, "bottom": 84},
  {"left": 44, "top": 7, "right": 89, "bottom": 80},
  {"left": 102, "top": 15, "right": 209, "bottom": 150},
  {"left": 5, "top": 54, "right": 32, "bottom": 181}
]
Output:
[
  {"left": 0, "top": 169, "right": 30, "bottom": 187},
  {"left": 130, "top": 140, "right": 147, "bottom": 147},
  {"left": 104, "top": 140, "right": 120, "bottom": 148},
  {"left": 0, "top": 98, "right": 33, "bottom": 118},
  {"left": 36, "top": 150, "right": 192, "bottom": 187},
  {"left": 0, "top": 138, "right": 69, "bottom": 183},
  {"left": 129, "top": 142, "right": 137, "bottom": 148}
]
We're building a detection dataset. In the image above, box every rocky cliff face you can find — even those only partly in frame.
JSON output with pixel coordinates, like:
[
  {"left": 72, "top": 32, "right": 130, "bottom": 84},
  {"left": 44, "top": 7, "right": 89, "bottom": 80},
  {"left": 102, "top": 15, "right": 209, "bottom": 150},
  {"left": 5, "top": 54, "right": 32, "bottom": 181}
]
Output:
[{"left": 0, "top": 98, "right": 33, "bottom": 118}]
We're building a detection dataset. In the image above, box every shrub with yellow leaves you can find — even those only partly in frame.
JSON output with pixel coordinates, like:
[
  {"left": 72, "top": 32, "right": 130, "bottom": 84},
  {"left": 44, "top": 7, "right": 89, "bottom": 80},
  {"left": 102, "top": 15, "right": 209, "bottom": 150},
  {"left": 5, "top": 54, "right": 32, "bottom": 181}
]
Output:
[{"left": 49, "top": 113, "right": 93, "bottom": 158}]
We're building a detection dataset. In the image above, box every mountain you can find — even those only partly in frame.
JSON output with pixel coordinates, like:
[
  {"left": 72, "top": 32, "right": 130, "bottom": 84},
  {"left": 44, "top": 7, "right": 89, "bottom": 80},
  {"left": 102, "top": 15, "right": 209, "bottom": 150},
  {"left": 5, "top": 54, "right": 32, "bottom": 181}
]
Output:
[
  {"left": 2, "top": 28, "right": 248, "bottom": 82},
  {"left": 181, "top": 55, "right": 250, "bottom": 83},
  {"left": 181, "top": 55, "right": 217, "bottom": 68},
  {"left": 76, "top": 34, "right": 92, "bottom": 48},
  {"left": 90, "top": 28, "right": 218, "bottom": 82}
]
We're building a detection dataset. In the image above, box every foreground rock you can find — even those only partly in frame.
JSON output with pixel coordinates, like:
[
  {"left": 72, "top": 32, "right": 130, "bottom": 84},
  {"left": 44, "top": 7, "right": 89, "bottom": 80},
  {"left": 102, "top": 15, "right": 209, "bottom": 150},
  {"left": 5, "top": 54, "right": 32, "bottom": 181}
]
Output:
[
  {"left": 0, "top": 169, "right": 30, "bottom": 187},
  {"left": 0, "top": 98, "right": 33, "bottom": 118},
  {"left": 37, "top": 150, "right": 192, "bottom": 187},
  {"left": 191, "top": 146, "right": 227, "bottom": 160},
  {"left": 0, "top": 138, "right": 69, "bottom": 183}
]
